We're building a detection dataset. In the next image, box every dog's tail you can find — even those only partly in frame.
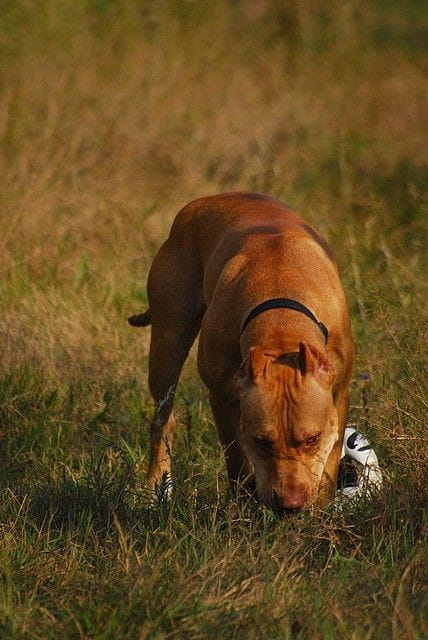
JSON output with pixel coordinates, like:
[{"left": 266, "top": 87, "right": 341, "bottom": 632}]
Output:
[{"left": 128, "top": 310, "right": 151, "bottom": 327}]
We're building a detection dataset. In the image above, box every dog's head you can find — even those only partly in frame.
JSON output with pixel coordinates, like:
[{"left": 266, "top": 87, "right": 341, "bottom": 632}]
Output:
[{"left": 235, "top": 342, "right": 338, "bottom": 514}]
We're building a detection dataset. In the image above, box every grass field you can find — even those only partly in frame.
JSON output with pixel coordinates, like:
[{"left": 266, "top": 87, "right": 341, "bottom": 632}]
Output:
[{"left": 0, "top": 1, "right": 427, "bottom": 638}]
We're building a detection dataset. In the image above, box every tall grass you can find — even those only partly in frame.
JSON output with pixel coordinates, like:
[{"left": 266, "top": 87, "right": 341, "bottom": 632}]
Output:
[{"left": 0, "top": 1, "right": 427, "bottom": 638}]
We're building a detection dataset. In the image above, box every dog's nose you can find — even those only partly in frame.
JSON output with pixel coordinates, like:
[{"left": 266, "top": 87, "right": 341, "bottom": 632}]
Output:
[{"left": 272, "top": 488, "right": 307, "bottom": 515}]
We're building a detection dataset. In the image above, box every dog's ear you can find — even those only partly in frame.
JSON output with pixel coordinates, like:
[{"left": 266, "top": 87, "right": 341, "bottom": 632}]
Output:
[
  {"left": 249, "top": 346, "right": 269, "bottom": 380},
  {"left": 235, "top": 347, "right": 269, "bottom": 392},
  {"left": 298, "top": 341, "right": 335, "bottom": 389}
]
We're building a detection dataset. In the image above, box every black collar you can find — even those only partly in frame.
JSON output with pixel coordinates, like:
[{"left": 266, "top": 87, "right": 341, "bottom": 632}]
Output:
[{"left": 241, "top": 297, "right": 328, "bottom": 343}]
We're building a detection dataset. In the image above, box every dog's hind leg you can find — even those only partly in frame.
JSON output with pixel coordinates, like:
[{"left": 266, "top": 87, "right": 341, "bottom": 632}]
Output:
[{"left": 144, "top": 239, "right": 205, "bottom": 495}]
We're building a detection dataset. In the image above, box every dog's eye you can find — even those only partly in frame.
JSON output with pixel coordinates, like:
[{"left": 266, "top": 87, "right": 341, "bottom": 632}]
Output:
[
  {"left": 254, "top": 436, "right": 273, "bottom": 450},
  {"left": 304, "top": 434, "right": 320, "bottom": 447}
]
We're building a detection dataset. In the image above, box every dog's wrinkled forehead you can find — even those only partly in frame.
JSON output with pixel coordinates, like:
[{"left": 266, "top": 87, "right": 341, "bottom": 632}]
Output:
[
  {"left": 285, "top": 383, "right": 332, "bottom": 438},
  {"left": 236, "top": 342, "right": 335, "bottom": 436},
  {"left": 242, "top": 371, "right": 332, "bottom": 433}
]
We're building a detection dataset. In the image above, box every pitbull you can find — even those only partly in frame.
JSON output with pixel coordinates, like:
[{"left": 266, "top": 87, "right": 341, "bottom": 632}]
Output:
[{"left": 129, "top": 192, "right": 354, "bottom": 513}]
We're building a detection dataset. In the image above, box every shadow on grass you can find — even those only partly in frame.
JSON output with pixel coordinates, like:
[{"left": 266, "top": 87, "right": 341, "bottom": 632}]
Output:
[
  {"left": 1, "top": 440, "right": 424, "bottom": 571},
  {"left": 27, "top": 447, "right": 139, "bottom": 533}
]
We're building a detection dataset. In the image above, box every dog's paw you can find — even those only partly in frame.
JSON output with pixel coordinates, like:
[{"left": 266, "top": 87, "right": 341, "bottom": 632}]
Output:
[{"left": 147, "top": 471, "right": 173, "bottom": 506}]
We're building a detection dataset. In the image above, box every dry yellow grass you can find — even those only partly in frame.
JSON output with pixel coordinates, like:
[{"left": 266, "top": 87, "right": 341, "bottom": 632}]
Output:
[{"left": 1, "top": 1, "right": 426, "bottom": 382}]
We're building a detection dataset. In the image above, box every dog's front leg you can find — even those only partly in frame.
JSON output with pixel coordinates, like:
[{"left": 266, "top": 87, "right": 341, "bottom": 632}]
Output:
[
  {"left": 209, "top": 392, "right": 255, "bottom": 496},
  {"left": 318, "top": 385, "right": 351, "bottom": 505}
]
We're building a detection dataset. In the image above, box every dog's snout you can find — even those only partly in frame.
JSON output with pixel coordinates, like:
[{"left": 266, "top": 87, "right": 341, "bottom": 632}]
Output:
[{"left": 272, "top": 487, "right": 307, "bottom": 515}]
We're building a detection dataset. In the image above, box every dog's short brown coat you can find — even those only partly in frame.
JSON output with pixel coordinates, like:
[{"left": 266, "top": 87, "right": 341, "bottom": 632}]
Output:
[{"left": 130, "top": 192, "right": 354, "bottom": 512}]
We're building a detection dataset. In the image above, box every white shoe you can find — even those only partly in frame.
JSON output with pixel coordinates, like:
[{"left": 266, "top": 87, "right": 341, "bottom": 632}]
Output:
[{"left": 336, "top": 425, "right": 383, "bottom": 502}]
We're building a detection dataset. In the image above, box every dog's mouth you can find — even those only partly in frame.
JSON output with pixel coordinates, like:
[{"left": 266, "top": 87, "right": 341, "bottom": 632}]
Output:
[
  {"left": 257, "top": 486, "right": 315, "bottom": 515},
  {"left": 271, "top": 503, "right": 306, "bottom": 517}
]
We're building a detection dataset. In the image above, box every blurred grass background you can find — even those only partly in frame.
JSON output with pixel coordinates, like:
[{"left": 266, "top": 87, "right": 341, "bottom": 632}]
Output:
[{"left": 0, "top": 1, "right": 427, "bottom": 638}]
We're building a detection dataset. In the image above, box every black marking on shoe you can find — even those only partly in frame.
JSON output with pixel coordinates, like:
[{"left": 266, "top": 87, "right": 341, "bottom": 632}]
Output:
[{"left": 347, "top": 431, "right": 371, "bottom": 451}]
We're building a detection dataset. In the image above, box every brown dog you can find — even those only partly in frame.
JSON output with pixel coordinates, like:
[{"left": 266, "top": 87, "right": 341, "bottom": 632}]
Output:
[{"left": 129, "top": 192, "right": 354, "bottom": 513}]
